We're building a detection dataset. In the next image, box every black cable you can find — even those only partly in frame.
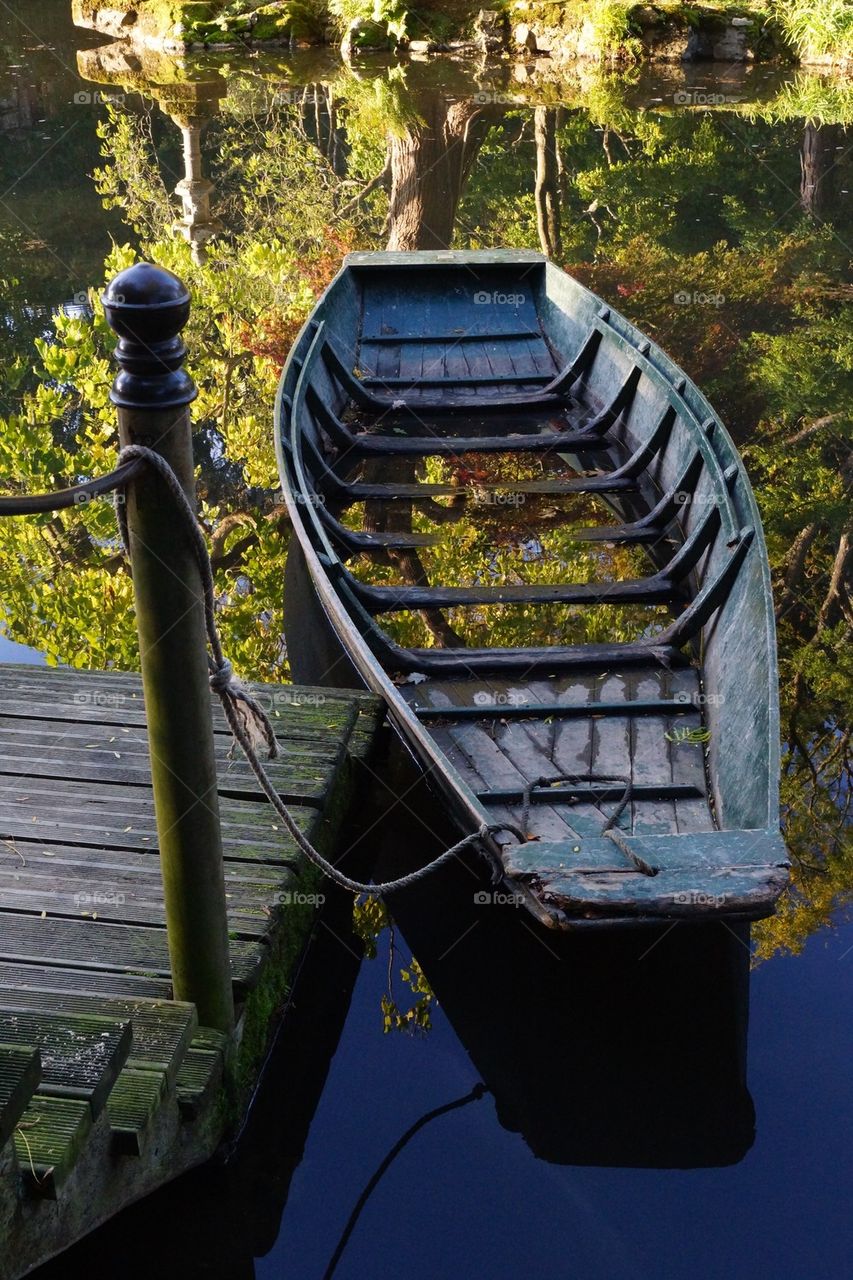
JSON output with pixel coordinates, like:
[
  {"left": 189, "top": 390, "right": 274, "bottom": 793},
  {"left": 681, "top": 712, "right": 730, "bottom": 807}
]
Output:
[{"left": 322, "top": 1083, "right": 488, "bottom": 1280}]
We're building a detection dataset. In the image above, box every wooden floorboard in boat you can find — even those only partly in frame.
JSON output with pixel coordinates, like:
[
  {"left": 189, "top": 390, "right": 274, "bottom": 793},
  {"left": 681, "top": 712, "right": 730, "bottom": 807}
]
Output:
[
  {"left": 403, "top": 666, "right": 713, "bottom": 840},
  {"left": 667, "top": 669, "right": 716, "bottom": 833},
  {"left": 631, "top": 672, "right": 678, "bottom": 833}
]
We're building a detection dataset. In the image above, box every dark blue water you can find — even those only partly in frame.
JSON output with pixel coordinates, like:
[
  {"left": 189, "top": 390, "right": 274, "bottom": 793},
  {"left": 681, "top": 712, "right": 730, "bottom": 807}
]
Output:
[
  {"left": 1, "top": 5, "right": 850, "bottom": 1278},
  {"left": 266, "top": 920, "right": 853, "bottom": 1280},
  {"left": 38, "top": 864, "right": 853, "bottom": 1280}
]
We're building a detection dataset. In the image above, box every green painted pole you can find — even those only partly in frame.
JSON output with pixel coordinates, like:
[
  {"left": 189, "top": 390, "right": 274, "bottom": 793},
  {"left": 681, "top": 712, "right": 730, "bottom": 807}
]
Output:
[{"left": 103, "top": 263, "right": 234, "bottom": 1034}]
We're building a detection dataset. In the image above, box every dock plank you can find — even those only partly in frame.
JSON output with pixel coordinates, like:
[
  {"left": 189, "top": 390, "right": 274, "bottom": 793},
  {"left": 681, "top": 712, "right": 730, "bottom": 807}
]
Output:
[
  {"left": 0, "top": 960, "right": 171, "bottom": 1001},
  {"left": 0, "top": 914, "right": 264, "bottom": 995},
  {"left": 0, "top": 990, "right": 196, "bottom": 1084},
  {"left": 0, "top": 717, "right": 344, "bottom": 803},
  {"left": 106, "top": 1067, "right": 167, "bottom": 1155},
  {"left": 0, "top": 1044, "right": 41, "bottom": 1150},
  {"left": 0, "top": 1009, "right": 131, "bottom": 1118},
  {"left": 0, "top": 775, "right": 318, "bottom": 863},
  {"left": 13, "top": 1094, "right": 92, "bottom": 1197}
]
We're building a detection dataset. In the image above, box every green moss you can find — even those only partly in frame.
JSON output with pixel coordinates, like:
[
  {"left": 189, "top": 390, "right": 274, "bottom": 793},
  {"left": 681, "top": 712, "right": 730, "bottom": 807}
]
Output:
[{"left": 227, "top": 863, "right": 324, "bottom": 1113}]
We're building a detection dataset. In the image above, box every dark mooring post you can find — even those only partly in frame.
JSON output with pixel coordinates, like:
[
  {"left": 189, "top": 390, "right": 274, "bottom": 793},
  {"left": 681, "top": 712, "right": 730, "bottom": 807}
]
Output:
[{"left": 103, "top": 263, "right": 234, "bottom": 1033}]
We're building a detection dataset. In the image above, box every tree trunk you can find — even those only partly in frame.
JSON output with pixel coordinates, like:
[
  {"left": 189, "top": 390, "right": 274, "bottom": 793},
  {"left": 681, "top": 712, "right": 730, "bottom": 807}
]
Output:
[
  {"left": 386, "top": 96, "right": 496, "bottom": 250},
  {"left": 800, "top": 123, "right": 842, "bottom": 220},
  {"left": 534, "top": 107, "right": 562, "bottom": 258}
]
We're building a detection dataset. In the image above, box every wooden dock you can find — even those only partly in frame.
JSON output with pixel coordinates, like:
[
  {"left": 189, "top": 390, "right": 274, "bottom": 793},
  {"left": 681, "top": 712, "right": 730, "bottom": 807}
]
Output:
[{"left": 0, "top": 663, "right": 381, "bottom": 1279}]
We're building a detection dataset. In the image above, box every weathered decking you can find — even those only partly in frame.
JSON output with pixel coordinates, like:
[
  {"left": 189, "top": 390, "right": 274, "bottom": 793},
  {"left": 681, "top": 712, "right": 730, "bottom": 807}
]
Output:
[{"left": 0, "top": 663, "right": 381, "bottom": 1280}]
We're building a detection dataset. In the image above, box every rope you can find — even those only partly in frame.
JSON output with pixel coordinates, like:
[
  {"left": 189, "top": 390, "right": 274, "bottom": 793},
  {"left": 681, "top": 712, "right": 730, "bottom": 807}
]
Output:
[
  {"left": 601, "top": 778, "right": 659, "bottom": 877},
  {"left": 322, "top": 1084, "right": 487, "bottom": 1279},
  {"left": 520, "top": 771, "right": 658, "bottom": 877},
  {"left": 115, "top": 445, "right": 508, "bottom": 898},
  {"left": 0, "top": 459, "right": 144, "bottom": 516}
]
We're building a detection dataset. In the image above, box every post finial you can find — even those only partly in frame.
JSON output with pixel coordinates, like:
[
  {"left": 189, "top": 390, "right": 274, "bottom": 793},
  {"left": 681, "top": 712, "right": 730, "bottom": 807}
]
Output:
[{"left": 102, "top": 262, "right": 197, "bottom": 411}]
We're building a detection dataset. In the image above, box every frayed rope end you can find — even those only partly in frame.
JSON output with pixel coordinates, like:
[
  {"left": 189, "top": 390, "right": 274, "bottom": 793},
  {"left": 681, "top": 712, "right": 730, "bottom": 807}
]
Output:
[{"left": 209, "top": 659, "right": 279, "bottom": 760}]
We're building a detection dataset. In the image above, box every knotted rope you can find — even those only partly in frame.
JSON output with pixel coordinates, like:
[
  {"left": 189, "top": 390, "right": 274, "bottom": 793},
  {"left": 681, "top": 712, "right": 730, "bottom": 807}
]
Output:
[{"left": 115, "top": 445, "right": 509, "bottom": 897}]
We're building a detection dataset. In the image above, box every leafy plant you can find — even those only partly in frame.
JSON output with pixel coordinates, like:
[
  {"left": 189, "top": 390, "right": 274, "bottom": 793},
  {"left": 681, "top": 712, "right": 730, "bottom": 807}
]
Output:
[{"left": 774, "top": 0, "right": 853, "bottom": 59}]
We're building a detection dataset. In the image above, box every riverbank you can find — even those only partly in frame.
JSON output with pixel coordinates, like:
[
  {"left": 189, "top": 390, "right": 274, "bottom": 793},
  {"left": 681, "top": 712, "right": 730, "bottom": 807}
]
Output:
[{"left": 71, "top": 1, "right": 853, "bottom": 68}]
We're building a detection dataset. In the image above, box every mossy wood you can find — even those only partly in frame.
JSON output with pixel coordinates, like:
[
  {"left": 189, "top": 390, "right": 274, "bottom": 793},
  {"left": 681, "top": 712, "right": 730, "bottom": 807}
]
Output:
[{"left": 0, "top": 663, "right": 381, "bottom": 1275}]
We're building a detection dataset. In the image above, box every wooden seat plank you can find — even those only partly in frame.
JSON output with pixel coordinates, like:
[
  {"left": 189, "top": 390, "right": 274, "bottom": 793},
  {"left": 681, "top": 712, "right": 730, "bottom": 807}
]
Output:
[{"left": 503, "top": 832, "right": 789, "bottom": 919}]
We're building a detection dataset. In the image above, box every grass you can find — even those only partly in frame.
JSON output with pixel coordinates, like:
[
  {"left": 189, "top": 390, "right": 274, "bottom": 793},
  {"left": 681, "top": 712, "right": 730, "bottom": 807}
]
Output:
[
  {"left": 512, "top": 0, "right": 853, "bottom": 62},
  {"left": 773, "top": 0, "right": 853, "bottom": 60},
  {"left": 738, "top": 70, "right": 853, "bottom": 124}
]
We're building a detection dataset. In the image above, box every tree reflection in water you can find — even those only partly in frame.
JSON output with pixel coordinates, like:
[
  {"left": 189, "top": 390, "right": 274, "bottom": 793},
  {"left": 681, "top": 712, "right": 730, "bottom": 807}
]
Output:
[{"left": 0, "top": 57, "right": 849, "bottom": 959}]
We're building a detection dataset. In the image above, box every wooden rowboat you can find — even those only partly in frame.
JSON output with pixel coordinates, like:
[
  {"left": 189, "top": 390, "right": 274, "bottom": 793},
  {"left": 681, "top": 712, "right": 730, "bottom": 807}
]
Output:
[{"left": 275, "top": 250, "right": 789, "bottom": 929}]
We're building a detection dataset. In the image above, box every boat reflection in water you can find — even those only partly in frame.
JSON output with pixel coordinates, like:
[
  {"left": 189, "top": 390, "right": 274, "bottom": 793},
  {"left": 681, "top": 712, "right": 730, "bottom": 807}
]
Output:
[{"left": 371, "top": 781, "right": 755, "bottom": 1171}]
